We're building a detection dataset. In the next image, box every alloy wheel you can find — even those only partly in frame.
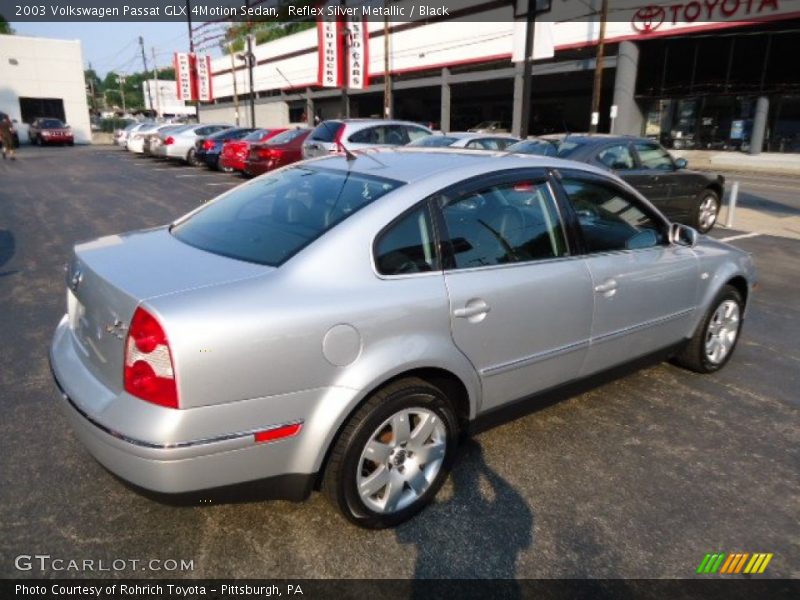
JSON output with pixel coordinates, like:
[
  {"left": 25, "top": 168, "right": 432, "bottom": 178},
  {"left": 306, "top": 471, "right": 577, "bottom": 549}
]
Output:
[
  {"left": 356, "top": 407, "right": 447, "bottom": 514},
  {"left": 698, "top": 195, "right": 719, "bottom": 232},
  {"left": 705, "top": 299, "right": 740, "bottom": 364}
]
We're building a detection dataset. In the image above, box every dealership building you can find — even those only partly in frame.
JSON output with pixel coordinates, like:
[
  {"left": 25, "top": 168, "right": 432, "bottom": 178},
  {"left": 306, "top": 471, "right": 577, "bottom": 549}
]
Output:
[
  {"left": 0, "top": 34, "right": 91, "bottom": 144},
  {"left": 203, "top": 0, "right": 800, "bottom": 153}
]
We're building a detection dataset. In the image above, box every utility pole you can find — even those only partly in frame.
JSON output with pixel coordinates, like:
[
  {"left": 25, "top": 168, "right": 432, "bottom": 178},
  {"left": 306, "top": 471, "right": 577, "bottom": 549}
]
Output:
[
  {"left": 186, "top": 0, "right": 200, "bottom": 121},
  {"left": 152, "top": 47, "right": 162, "bottom": 118},
  {"left": 139, "top": 36, "right": 154, "bottom": 116},
  {"left": 87, "top": 61, "right": 97, "bottom": 112},
  {"left": 589, "top": 0, "right": 609, "bottom": 134},
  {"left": 340, "top": 0, "right": 350, "bottom": 118},
  {"left": 118, "top": 74, "right": 127, "bottom": 114},
  {"left": 383, "top": 11, "right": 392, "bottom": 119}
]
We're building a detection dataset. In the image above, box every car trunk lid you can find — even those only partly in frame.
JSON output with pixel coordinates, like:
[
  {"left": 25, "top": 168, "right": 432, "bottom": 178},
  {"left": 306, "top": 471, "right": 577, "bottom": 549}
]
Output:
[{"left": 66, "top": 228, "right": 270, "bottom": 395}]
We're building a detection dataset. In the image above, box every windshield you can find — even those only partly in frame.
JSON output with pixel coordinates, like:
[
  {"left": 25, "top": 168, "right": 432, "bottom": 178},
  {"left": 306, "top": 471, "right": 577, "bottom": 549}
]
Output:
[
  {"left": 408, "top": 135, "right": 459, "bottom": 147},
  {"left": 41, "top": 119, "right": 65, "bottom": 128},
  {"left": 171, "top": 166, "right": 404, "bottom": 266},
  {"left": 507, "top": 138, "right": 584, "bottom": 158},
  {"left": 267, "top": 129, "right": 309, "bottom": 145}
]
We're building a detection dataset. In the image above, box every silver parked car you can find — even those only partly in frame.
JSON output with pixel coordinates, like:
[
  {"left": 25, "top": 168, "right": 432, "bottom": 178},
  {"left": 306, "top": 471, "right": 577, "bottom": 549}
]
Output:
[
  {"left": 302, "top": 119, "right": 431, "bottom": 159},
  {"left": 153, "top": 123, "right": 232, "bottom": 164},
  {"left": 50, "top": 150, "right": 756, "bottom": 528}
]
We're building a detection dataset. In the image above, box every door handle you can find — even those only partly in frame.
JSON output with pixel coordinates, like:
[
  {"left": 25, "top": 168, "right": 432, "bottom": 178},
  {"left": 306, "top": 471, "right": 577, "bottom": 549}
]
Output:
[
  {"left": 453, "top": 300, "right": 491, "bottom": 320},
  {"left": 594, "top": 279, "right": 618, "bottom": 295}
]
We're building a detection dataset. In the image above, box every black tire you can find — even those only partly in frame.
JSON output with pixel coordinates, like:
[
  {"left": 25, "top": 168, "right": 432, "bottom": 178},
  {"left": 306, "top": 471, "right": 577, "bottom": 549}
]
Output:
[
  {"left": 692, "top": 189, "right": 720, "bottom": 233},
  {"left": 68, "top": 141, "right": 74, "bottom": 147},
  {"left": 186, "top": 148, "right": 199, "bottom": 166},
  {"left": 322, "top": 377, "right": 459, "bottom": 529},
  {"left": 675, "top": 285, "right": 744, "bottom": 373}
]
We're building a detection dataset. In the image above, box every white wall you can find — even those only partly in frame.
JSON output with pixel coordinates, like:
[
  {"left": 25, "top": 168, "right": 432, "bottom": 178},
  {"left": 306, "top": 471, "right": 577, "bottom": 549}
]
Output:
[{"left": 0, "top": 34, "right": 91, "bottom": 144}]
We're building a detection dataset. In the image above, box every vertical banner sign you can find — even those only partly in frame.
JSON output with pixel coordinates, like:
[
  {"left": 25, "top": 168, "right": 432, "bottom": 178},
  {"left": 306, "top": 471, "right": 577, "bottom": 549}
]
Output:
[
  {"left": 196, "top": 55, "right": 214, "bottom": 102},
  {"left": 174, "top": 52, "right": 194, "bottom": 101},
  {"left": 318, "top": 18, "right": 342, "bottom": 88},
  {"left": 346, "top": 17, "right": 369, "bottom": 89}
]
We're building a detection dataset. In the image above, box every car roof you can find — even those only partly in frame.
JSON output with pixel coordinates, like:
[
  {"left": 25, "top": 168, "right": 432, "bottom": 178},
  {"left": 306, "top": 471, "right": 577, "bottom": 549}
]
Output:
[{"left": 306, "top": 147, "right": 610, "bottom": 184}]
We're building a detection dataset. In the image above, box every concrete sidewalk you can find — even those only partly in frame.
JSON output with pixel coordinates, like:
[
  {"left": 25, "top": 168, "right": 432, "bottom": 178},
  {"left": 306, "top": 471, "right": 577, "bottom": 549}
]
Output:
[{"left": 672, "top": 149, "right": 800, "bottom": 176}]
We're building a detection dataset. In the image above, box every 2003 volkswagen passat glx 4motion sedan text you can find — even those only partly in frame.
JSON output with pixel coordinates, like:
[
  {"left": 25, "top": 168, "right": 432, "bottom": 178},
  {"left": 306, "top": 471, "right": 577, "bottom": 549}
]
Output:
[{"left": 50, "top": 149, "right": 756, "bottom": 528}]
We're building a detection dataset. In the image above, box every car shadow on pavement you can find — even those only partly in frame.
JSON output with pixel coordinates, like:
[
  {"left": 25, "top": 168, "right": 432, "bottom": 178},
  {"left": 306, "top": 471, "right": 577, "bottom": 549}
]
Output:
[{"left": 396, "top": 440, "right": 533, "bottom": 594}]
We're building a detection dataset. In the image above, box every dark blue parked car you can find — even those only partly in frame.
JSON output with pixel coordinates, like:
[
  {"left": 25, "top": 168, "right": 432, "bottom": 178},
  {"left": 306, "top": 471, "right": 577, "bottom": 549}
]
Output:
[{"left": 195, "top": 127, "right": 255, "bottom": 170}]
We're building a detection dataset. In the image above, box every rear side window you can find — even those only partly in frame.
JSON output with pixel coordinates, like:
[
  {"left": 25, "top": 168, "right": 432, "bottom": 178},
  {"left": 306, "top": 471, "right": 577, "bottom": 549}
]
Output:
[
  {"left": 375, "top": 206, "right": 437, "bottom": 275},
  {"left": 244, "top": 129, "right": 268, "bottom": 141},
  {"left": 597, "top": 144, "right": 635, "bottom": 170},
  {"left": 441, "top": 180, "right": 567, "bottom": 269},
  {"left": 405, "top": 126, "right": 430, "bottom": 142},
  {"left": 172, "top": 167, "right": 403, "bottom": 266},
  {"left": 310, "top": 121, "right": 343, "bottom": 142}
]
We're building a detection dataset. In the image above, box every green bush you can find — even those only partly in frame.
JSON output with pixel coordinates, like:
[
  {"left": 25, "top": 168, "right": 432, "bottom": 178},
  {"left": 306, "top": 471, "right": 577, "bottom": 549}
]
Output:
[{"left": 100, "top": 118, "right": 135, "bottom": 133}]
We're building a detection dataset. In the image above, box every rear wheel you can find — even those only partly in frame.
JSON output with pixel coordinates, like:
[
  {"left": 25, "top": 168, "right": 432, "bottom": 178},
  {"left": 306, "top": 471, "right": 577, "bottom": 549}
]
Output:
[
  {"left": 693, "top": 189, "right": 720, "bottom": 233},
  {"left": 186, "top": 148, "right": 200, "bottom": 166},
  {"left": 323, "top": 377, "right": 458, "bottom": 528},
  {"left": 675, "top": 285, "right": 743, "bottom": 373}
]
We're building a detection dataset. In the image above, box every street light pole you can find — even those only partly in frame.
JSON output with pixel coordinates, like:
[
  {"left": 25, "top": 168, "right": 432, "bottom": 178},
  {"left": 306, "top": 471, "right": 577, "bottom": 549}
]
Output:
[
  {"left": 383, "top": 11, "right": 392, "bottom": 119},
  {"left": 186, "top": 0, "right": 200, "bottom": 121}
]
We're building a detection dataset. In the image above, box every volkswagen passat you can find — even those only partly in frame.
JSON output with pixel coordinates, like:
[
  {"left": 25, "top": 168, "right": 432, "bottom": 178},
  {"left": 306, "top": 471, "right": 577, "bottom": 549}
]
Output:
[{"left": 50, "top": 149, "right": 756, "bottom": 528}]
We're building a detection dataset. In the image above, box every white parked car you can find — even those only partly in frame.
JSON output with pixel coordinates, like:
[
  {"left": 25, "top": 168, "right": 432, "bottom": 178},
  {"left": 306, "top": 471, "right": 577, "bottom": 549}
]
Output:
[{"left": 154, "top": 123, "right": 232, "bottom": 164}]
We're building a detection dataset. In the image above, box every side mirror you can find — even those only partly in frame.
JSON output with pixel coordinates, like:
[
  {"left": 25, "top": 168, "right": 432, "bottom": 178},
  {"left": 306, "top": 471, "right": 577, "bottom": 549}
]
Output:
[
  {"left": 674, "top": 157, "right": 688, "bottom": 169},
  {"left": 669, "top": 223, "right": 697, "bottom": 247}
]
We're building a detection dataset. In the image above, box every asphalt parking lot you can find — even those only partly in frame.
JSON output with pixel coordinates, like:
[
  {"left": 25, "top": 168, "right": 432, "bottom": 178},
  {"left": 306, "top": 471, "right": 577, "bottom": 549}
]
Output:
[{"left": 0, "top": 145, "right": 797, "bottom": 579}]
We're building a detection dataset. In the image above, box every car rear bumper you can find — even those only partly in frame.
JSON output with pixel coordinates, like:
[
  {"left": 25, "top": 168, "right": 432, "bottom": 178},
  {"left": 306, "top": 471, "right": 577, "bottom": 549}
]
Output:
[{"left": 49, "top": 315, "right": 331, "bottom": 497}]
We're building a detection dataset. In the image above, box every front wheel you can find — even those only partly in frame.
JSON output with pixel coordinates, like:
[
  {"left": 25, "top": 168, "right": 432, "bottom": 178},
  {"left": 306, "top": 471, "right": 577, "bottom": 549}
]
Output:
[
  {"left": 693, "top": 189, "right": 720, "bottom": 233},
  {"left": 323, "top": 378, "right": 459, "bottom": 528},
  {"left": 675, "top": 285, "right": 744, "bottom": 373}
]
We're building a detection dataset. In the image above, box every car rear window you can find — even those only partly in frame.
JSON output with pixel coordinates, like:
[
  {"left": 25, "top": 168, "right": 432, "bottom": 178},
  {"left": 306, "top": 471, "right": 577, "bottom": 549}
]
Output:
[
  {"left": 171, "top": 166, "right": 404, "bottom": 266},
  {"left": 310, "top": 121, "right": 343, "bottom": 142},
  {"left": 267, "top": 129, "right": 309, "bottom": 145},
  {"left": 507, "top": 139, "right": 583, "bottom": 158},
  {"left": 243, "top": 129, "right": 268, "bottom": 141},
  {"left": 408, "top": 135, "right": 460, "bottom": 147}
]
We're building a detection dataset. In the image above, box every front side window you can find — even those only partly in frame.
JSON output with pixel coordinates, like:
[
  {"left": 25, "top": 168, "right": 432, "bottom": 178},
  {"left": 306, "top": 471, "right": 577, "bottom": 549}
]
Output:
[
  {"left": 172, "top": 166, "right": 403, "bottom": 266},
  {"left": 635, "top": 142, "right": 674, "bottom": 170},
  {"left": 597, "top": 144, "right": 635, "bottom": 170},
  {"left": 560, "top": 178, "right": 666, "bottom": 253},
  {"left": 374, "top": 206, "right": 437, "bottom": 275},
  {"left": 441, "top": 180, "right": 567, "bottom": 269}
]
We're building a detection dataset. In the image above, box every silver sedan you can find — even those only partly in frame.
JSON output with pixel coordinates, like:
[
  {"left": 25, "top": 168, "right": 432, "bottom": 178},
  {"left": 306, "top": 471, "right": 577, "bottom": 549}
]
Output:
[{"left": 50, "top": 149, "right": 756, "bottom": 528}]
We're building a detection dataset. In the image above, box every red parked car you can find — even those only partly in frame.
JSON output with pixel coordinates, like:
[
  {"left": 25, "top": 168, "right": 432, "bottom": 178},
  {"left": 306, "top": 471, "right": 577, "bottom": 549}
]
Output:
[
  {"left": 219, "top": 128, "right": 287, "bottom": 173},
  {"left": 29, "top": 118, "right": 74, "bottom": 146},
  {"left": 243, "top": 128, "right": 311, "bottom": 177}
]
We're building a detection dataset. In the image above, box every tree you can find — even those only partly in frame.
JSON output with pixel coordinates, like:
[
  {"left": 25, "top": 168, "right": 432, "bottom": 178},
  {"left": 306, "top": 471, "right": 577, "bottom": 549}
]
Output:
[
  {"left": 0, "top": 14, "right": 14, "bottom": 34},
  {"left": 223, "top": 22, "right": 313, "bottom": 54}
]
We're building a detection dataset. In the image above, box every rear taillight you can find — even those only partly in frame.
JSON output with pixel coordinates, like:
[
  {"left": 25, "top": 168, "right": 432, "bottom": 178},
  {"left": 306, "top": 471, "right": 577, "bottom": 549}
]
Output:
[
  {"left": 334, "top": 124, "right": 346, "bottom": 153},
  {"left": 203, "top": 140, "right": 214, "bottom": 150},
  {"left": 164, "top": 136, "right": 174, "bottom": 145},
  {"left": 123, "top": 307, "right": 178, "bottom": 409}
]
